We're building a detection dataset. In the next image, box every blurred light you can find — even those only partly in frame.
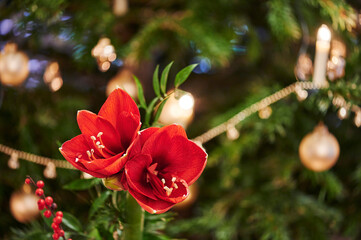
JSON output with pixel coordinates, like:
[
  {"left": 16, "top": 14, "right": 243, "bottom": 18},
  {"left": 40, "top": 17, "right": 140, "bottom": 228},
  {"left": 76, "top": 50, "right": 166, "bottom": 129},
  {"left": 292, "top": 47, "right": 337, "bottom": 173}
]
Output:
[
  {"left": 178, "top": 93, "right": 194, "bottom": 110},
  {"left": 192, "top": 57, "right": 211, "bottom": 74},
  {"left": 355, "top": 111, "right": 361, "bottom": 127},
  {"left": 60, "top": 15, "right": 71, "bottom": 21},
  {"left": 226, "top": 126, "right": 239, "bottom": 140},
  {"left": 317, "top": 25, "right": 331, "bottom": 42},
  {"left": 106, "top": 68, "right": 137, "bottom": 98},
  {"left": 338, "top": 107, "right": 348, "bottom": 119},
  {"left": 158, "top": 90, "right": 195, "bottom": 128},
  {"left": 49, "top": 77, "right": 63, "bottom": 92},
  {"left": 258, "top": 106, "right": 272, "bottom": 119},
  {"left": 0, "top": 19, "right": 14, "bottom": 35},
  {"left": 100, "top": 61, "right": 111, "bottom": 72}
]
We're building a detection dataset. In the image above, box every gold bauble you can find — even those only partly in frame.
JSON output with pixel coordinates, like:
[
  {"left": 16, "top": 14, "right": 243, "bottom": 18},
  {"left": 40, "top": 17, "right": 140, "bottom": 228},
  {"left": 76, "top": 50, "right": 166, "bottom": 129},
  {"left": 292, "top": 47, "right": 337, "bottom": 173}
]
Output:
[
  {"left": 299, "top": 123, "right": 340, "bottom": 172},
  {"left": 0, "top": 43, "right": 29, "bottom": 86},
  {"left": 157, "top": 90, "right": 194, "bottom": 128},
  {"left": 10, "top": 184, "right": 39, "bottom": 223},
  {"left": 106, "top": 69, "right": 137, "bottom": 98}
]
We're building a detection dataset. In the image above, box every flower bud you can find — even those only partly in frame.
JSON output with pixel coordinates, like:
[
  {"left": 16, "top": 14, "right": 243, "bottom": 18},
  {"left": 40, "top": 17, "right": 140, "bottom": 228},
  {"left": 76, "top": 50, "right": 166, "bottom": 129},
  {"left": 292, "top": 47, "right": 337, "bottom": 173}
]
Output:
[{"left": 102, "top": 174, "right": 125, "bottom": 191}]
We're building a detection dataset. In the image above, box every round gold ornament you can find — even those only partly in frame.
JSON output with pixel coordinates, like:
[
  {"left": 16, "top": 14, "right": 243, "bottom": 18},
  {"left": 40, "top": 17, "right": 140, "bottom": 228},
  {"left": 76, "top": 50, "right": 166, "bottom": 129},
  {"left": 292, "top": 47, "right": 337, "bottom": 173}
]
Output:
[
  {"left": 10, "top": 184, "right": 39, "bottom": 223},
  {"left": 0, "top": 43, "right": 29, "bottom": 86},
  {"left": 299, "top": 122, "right": 340, "bottom": 172}
]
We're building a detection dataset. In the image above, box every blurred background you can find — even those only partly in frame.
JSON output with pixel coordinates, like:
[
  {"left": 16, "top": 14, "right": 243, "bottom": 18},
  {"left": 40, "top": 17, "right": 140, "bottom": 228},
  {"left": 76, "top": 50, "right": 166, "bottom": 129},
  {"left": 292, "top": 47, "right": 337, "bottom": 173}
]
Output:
[{"left": 1, "top": 0, "right": 361, "bottom": 239}]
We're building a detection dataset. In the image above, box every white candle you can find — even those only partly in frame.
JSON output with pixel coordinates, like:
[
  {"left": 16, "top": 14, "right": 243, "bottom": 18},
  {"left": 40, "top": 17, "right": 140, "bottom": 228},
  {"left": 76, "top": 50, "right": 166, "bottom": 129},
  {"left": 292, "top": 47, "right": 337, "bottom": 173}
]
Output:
[{"left": 313, "top": 25, "right": 331, "bottom": 86}]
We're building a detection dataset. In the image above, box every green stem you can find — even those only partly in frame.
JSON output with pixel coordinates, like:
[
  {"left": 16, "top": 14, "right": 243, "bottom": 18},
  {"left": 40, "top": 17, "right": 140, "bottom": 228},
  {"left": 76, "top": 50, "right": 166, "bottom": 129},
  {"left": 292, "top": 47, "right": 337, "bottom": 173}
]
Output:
[{"left": 123, "top": 192, "right": 144, "bottom": 240}]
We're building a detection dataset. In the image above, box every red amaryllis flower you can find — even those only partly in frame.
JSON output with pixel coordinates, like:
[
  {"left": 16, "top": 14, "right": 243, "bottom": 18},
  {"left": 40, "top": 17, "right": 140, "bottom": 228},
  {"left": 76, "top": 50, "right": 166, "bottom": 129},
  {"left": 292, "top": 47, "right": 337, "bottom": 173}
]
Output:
[
  {"left": 123, "top": 124, "right": 207, "bottom": 214},
  {"left": 59, "top": 89, "right": 141, "bottom": 178}
]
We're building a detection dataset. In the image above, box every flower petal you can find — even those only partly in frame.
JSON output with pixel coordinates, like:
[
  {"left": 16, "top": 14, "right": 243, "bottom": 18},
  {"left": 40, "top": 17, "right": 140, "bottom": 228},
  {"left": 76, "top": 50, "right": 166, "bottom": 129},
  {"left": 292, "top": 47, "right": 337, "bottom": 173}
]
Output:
[
  {"left": 77, "top": 110, "right": 122, "bottom": 154},
  {"left": 142, "top": 125, "right": 207, "bottom": 185},
  {"left": 98, "top": 88, "right": 140, "bottom": 130},
  {"left": 125, "top": 154, "right": 158, "bottom": 200},
  {"left": 127, "top": 127, "right": 159, "bottom": 159},
  {"left": 81, "top": 152, "right": 127, "bottom": 177},
  {"left": 128, "top": 187, "right": 175, "bottom": 214},
  {"left": 60, "top": 135, "right": 106, "bottom": 178},
  {"left": 117, "top": 112, "right": 142, "bottom": 149}
]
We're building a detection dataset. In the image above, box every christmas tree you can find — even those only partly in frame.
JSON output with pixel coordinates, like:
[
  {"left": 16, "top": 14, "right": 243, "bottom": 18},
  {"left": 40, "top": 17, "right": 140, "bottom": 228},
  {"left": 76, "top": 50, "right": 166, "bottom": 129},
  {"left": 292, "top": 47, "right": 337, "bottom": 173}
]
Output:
[{"left": 0, "top": 0, "right": 361, "bottom": 239}]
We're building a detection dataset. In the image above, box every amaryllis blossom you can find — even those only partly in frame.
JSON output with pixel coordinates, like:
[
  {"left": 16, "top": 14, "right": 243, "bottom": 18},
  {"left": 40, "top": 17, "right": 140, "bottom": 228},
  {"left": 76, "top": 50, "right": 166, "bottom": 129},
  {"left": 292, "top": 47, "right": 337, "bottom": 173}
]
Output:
[
  {"left": 123, "top": 124, "right": 207, "bottom": 214},
  {"left": 59, "top": 89, "right": 141, "bottom": 178}
]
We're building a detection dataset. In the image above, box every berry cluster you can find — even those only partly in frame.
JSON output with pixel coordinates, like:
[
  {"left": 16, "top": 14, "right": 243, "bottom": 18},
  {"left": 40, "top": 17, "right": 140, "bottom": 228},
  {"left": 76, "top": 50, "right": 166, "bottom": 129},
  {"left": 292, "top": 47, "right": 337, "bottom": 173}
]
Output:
[{"left": 25, "top": 177, "right": 72, "bottom": 240}]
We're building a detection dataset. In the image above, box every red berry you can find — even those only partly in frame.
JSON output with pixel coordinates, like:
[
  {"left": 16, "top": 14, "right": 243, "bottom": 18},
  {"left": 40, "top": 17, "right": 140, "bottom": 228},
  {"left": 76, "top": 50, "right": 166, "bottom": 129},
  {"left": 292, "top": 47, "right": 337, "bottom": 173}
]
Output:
[
  {"left": 52, "top": 233, "right": 59, "bottom": 240},
  {"left": 35, "top": 188, "right": 44, "bottom": 196},
  {"left": 37, "top": 199, "right": 45, "bottom": 210},
  {"left": 25, "top": 178, "right": 31, "bottom": 184},
  {"left": 51, "top": 203, "right": 57, "bottom": 210},
  {"left": 56, "top": 211, "right": 63, "bottom": 217},
  {"left": 58, "top": 230, "right": 64, "bottom": 236},
  {"left": 36, "top": 180, "right": 44, "bottom": 188},
  {"left": 44, "top": 210, "right": 52, "bottom": 218},
  {"left": 68, "top": 239, "right": 72, "bottom": 240},
  {"left": 45, "top": 196, "right": 53, "bottom": 206},
  {"left": 54, "top": 216, "right": 62, "bottom": 224},
  {"left": 51, "top": 223, "right": 59, "bottom": 230}
]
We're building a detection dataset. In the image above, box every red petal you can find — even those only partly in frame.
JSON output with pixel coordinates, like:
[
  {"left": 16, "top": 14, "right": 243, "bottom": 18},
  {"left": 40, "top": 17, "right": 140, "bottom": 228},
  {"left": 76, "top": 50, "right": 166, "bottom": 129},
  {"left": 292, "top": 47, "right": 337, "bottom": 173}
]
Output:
[
  {"left": 142, "top": 125, "right": 207, "bottom": 185},
  {"left": 60, "top": 135, "right": 106, "bottom": 178},
  {"left": 77, "top": 110, "right": 122, "bottom": 153},
  {"left": 117, "top": 112, "right": 141, "bottom": 149},
  {"left": 151, "top": 174, "right": 189, "bottom": 203},
  {"left": 127, "top": 127, "right": 159, "bottom": 159},
  {"left": 81, "top": 152, "right": 127, "bottom": 177},
  {"left": 125, "top": 154, "right": 158, "bottom": 200},
  {"left": 128, "top": 187, "right": 174, "bottom": 214},
  {"left": 98, "top": 88, "right": 140, "bottom": 130}
]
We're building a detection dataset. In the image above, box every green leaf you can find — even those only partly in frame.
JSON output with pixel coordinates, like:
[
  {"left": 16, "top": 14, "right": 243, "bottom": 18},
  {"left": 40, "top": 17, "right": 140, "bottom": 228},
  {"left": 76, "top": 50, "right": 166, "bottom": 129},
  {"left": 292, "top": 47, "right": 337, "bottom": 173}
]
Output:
[
  {"left": 153, "top": 65, "right": 161, "bottom": 97},
  {"left": 160, "top": 62, "right": 174, "bottom": 95},
  {"left": 154, "top": 99, "right": 168, "bottom": 123},
  {"left": 133, "top": 75, "right": 147, "bottom": 109},
  {"left": 63, "top": 178, "right": 101, "bottom": 191},
  {"left": 89, "top": 191, "right": 112, "bottom": 218},
  {"left": 174, "top": 64, "right": 198, "bottom": 88},
  {"left": 145, "top": 97, "right": 159, "bottom": 126},
  {"left": 62, "top": 212, "right": 83, "bottom": 232}
]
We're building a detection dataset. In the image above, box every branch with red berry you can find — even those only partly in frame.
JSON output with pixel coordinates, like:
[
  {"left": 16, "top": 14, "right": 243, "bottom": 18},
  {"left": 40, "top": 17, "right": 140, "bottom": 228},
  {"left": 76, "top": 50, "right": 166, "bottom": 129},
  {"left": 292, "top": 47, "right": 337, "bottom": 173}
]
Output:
[{"left": 25, "top": 176, "right": 72, "bottom": 240}]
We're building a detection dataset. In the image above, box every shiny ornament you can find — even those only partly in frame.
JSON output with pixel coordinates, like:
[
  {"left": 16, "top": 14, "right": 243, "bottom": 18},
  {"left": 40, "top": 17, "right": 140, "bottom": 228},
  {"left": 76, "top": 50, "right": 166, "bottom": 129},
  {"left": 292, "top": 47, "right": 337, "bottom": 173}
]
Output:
[
  {"left": 158, "top": 90, "right": 195, "bottom": 128},
  {"left": 294, "top": 54, "right": 313, "bottom": 81},
  {"left": 299, "top": 123, "right": 340, "bottom": 172},
  {"left": 106, "top": 68, "right": 137, "bottom": 98},
  {"left": 10, "top": 184, "right": 39, "bottom": 223},
  {"left": 0, "top": 43, "right": 29, "bottom": 86}
]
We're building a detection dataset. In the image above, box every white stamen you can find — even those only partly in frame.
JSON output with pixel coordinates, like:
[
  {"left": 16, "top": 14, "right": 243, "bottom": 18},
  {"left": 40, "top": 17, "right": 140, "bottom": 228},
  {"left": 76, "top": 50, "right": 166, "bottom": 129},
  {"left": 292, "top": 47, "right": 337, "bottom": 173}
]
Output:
[
  {"left": 78, "top": 154, "right": 82, "bottom": 158},
  {"left": 173, "top": 183, "right": 178, "bottom": 189},
  {"left": 122, "top": 153, "right": 127, "bottom": 157},
  {"left": 153, "top": 210, "right": 156, "bottom": 213},
  {"left": 91, "top": 149, "right": 94, "bottom": 153},
  {"left": 161, "top": 178, "right": 166, "bottom": 184},
  {"left": 97, "top": 132, "right": 103, "bottom": 137},
  {"left": 96, "top": 141, "right": 100, "bottom": 145},
  {"left": 90, "top": 136, "right": 96, "bottom": 141},
  {"left": 164, "top": 186, "right": 173, "bottom": 196},
  {"left": 171, "top": 177, "right": 176, "bottom": 182},
  {"left": 98, "top": 145, "right": 105, "bottom": 149},
  {"left": 86, "top": 151, "right": 91, "bottom": 157},
  {"left": 75, "top": 158, "right": 79, "bottom": 162}
]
